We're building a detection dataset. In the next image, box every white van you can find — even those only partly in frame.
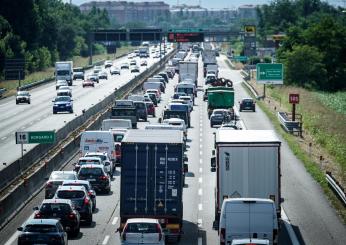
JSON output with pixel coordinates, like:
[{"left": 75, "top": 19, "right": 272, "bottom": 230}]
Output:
[
  {"left": 80, "top": 131, "right": 116, "bottom": 163},
  {"left": 219, "top": 198, "right": 278, "bottom": 245},
  {"left": 175, "top": 82, "right": 196, "bottom": 98},
  {"left": 101, "top": 119, "right": 132, "bottom": 131}
]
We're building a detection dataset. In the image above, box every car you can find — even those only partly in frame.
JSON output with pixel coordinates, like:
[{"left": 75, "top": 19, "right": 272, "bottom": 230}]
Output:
[
  {"left": 16, "top": 91, "right": 31, "bottom": 104},
  {"left": 127, "top": 53, "right": 134, "bottom": 59},
  {"left": 54, "top": 185, "right": 93, "bottom": 225},
  {"left": 239, "top": 98, "right": 256, "bottom": 112},
  {"left": 104, "top": 60, "right": 113, "bottom": 68},
  {"left": 146, "top": 89, "right": 161, "bottom": 101},
  {"left": 121, "top": 62, "right": 130, "bottom": 69},
  {"left": 83, "top": 79, "right": 95, "bottom": 87},
  {"left": 33, "top": 199, "right": 80, "bottom": 236},
  {"left": 179, "top": 95, "right": 193, "bottom": 111},
  {"left": 110, "top": 66, "right": 121, "bottom": 75},
  {"left": 84, "top": 152, "right": 114, "bottom": 177},
  {"left": 73, "top": 67, "right": 84, "bottom": 80},
  {"left": 62, "top": 180, "right": 97, "bottom": 212},
  {"left": 153, "top": 53, "right": 160, "bottom": 58},
  {"left": 88, "top": 74, "right": 99, "bottom": 83},
  {"left": 44, "top": 171, "right": 78, "bottom": 199},
  {"left": 56, "top": 80, "right": 68, "bottom": 90},
  {"left": 73, "top": 156, "right": 103, "bottom": 173},
  {"left": 172, "top": 92, "right": 187, "bottom": 99},
  {"left": 98, "top": 70, "right": 108, "bottom": 80},
  {"left": 130, "top": 65, "right": 140, "bottom": 73},
  {"left": 57, "top": 88, "right": 72, "bottom": 97},
  {"left": 220, "top": 122, "right": 241, "bottom": 130},
  {"left": 140, "top": 60, "right": 147, "bottom": 66},
  {"left": 17, "top": 219, "right": 68, "bottom": 245},
  {"left": 93, "top": 66, "right": 102, "bottom": 75},
  {"left": 158, "top": 72, "right": 169, "bottom": 84},
  {"left": 146, "top": 92, "right": 158, "bottom": 106},
  {"left": 144, "top": 101, "right": 155, "bottom": 117},
  {"left": 210, "top": 109, "right": 231, "bottom": 127},
  {"left": 133, "top": 101, "right": 148, "bottom": 121},
  {"left": 120, "top": 218, "right": 165, "bottom": 245},
  {"left": 129, "top": 60, "right": 137, "bottom": 66},
  {"left": 78, "top": 164, "right": 111, "bottom": 194},
  {"left": 52, "top": 96, "right": 74, "bottom": 114}
]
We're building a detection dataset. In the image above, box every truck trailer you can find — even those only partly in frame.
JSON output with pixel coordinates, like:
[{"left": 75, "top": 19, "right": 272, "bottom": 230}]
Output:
[
  {"left": 119, "top": 130, "right": 186, "bottom": 242},
  {"left": 178, "top": 61, "right": 198, "bottom": 85},
  {"left": 55, "top": 61, "right": 73, "bottom": 86},
  {"left": 211, "top": 130, "right": 282, "bottom": 229}
]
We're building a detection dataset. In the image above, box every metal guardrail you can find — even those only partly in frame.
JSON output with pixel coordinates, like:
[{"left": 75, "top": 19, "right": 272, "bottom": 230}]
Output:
[
  {"left": 0, "top": 88, "right": 6, "bottom": 97},
  {"left": 326, "top": 172, "right": 346, "bottom": 206},
  {"left": 278, "top": 112, "right": 303, "bottom": 136}
]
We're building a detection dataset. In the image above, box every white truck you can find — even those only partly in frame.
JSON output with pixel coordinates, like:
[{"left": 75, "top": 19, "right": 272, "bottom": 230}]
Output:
[
  {"left": 55, "top": 61, "right": 73, "bottom": 86},
  {"left": 206, "top": 64, "right": 218, "bottom": 78},
  {"left": 179, "top": 61, "right": 198, "bottom": 85},
  {"left": 211, "top": 130, "right": 282, "bottom": 230}
]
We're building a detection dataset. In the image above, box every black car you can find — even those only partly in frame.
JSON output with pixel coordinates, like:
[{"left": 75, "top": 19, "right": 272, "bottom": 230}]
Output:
[
  {"left": 210, "top": 109, "right": 231, "bottom": 127},
  {"left": 78, "top": 164, "right": 111, "bottom": 194},
  {"left": 62, "top": 180, "right": 97, "bottom": 212},
  {"left": 158, "top": 72, "right": 169, "bottom": 83},
  {"left": 33, "top": 199, "right": 80, "bottom": 236},
  {"left": 16, "top": 91, "right": 31, "bottom": 104},
  {"left": 147, "top": 93, "right": 158, "bottom": 106},
  {"left": 17, "top": 219, "right": 68, "bottom": 245},
  {"left": 133, "top": 101, "right": 148, "bottom": 121},
  {"left": 54, "top": 185, "right": 93, "bottom": 225},
  {"left": 239, "top": 98, "right": 256, "bottom": 112}
]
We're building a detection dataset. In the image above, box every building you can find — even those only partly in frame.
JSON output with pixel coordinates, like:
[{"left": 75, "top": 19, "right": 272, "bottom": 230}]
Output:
[
  {"left": 80, "top": 1, "right": 170, "bottom": 25},
  {"left": 237, "top": 4, "right": 258, "bottom": 20}
]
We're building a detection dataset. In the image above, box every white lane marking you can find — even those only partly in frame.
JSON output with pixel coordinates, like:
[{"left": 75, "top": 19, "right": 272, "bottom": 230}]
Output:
[
  {"left": 1, "top": 136, "right": 7, "bottom": 140},
  {"left": 198, "top": 177, "right": 203, "bottom": 183},
  {"left": 199, "top": 159, "right": 203, "bottom": 164},
  {"left": 199, "top": 151, "right": 203, "bottom": 155},
  {"left": 112, "top": 216, "right": 118, "bottom": 225},
  {"left": 281, "top": 208, "right": 300, "bottom": 245},
  {"left": 199, "top": 133, "right": 202, "bottom": 137},
  {"left": 198, "top": 237, "right": 203, "bottom": 245},
  {"left": 102, "top": 235, "right": 110, "bottom": 245},
  {"left": 199, "top": 138, "right": 202, "bottom": 142},
  {"left": 198, "top": 203, "right": 203, "bottom": 211},
  {"left": 199, "top": 167, "right": 203, "bottom": 173},
  {"left": 198, "top": 188, "right": 203, "bottom": 196},
  {"left": 4, "top": 231, "right": 19, "bottom": 245},
  {"left": 198, "top": 219, "right": 203, "bottom": 228}
]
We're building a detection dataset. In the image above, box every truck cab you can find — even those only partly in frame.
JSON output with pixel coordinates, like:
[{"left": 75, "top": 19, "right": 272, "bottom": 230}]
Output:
[{"left": 111, "top": 100, "right": 138, "bottom": 129}]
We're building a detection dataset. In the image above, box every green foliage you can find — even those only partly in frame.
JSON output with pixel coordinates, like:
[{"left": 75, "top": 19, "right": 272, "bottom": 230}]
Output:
[
  {"left": 93, "top": 44, "right": 106, "bottom": 55},
  {"left": 248, "top": 56, "right": 261, "bottom": 65},
  {"left": 315, "top": 91, "right": 346, "bottom": 115}
]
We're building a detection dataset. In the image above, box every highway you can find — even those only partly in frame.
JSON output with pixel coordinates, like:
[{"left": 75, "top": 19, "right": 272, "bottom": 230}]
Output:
[
  {"left": 1, "top": 52, "right": 345, "bottom": 245},
  {"left": 0, "top": 47, "right": 169, "bottom": 168}
]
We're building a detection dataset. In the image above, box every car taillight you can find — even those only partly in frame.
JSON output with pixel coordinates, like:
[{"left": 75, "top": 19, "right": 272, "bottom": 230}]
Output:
[
  {"left": 46, "top": 181, "right": 53, "bottom": 188},
  {"left": 115, "top": 144, "right": 121, "bottom": 154},
  {"left": 68, "top": 213, "right": 76, "bottom": 219},
  {"left": 99, "top": 175, "right": 108, "bottom": 181},
  {"left": 34, "top": 212, "right": 42, "bottom": 219},
  {"left": 156, "top": 224, "right": 163, "bottom": 241},
  {"left": 84, "top": 198, "right": 90, "bottom": 205},
  {"left": 220, "top": 228, "right": 225, "bottom": 245}
]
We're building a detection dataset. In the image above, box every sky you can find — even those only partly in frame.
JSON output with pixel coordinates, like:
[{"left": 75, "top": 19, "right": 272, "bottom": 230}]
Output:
[{"left": 65, "top": 0, "right": 345, "bottom": 9}]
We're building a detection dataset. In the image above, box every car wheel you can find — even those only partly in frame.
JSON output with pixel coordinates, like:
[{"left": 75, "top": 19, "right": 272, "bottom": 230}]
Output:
[
  {"left": 239, "top": 109, "right": 242, "bottom": 112},
  {"left": 53, "top": 111, "right": 57, "bottom": 114},
  {"left": 86, "top": 213, "right": 93, "bottom": 226},
  {"left": 210, "top": 123, "right": 213, "bottom": 127},
  {"left": 72, "top": 226, "right": 80, "bottom": 237},
  {"left": 70, "top": 109, "right": 73, "bottom": 113},
  {"left": 83, "top": 85, "right": 85, "bottom": 88},
  {"left": 144, "top": 117, "right": 148, "bottom": 122},
  {"left": 153, "top": 113, "right": 156, "bottom": 117},
  {"left": 92, "top": 202, "right": 96, "bottom": 212},
  {"left": 28, "top": 100, "right": 31, "bottom": 104},
  {"left": 16, "top": 101, "right": 19, "bottom": 104}
]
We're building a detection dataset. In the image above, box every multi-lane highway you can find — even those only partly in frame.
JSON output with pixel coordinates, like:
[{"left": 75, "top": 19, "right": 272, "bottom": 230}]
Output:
[
  {"left": 0, "top": 49, "right": 168, "bottom": 168},
  {"left": 0, "top": 51, "right": 345, "bottom": 245}
]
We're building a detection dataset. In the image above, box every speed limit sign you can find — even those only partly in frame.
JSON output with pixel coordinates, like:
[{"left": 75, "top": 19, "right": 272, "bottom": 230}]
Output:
[{"left": 16, "top": 132, "right": 29, "bottom": 144}]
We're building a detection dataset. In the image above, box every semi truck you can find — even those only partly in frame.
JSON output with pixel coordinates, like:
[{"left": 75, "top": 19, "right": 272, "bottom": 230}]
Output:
[
  {"left": 178, "top": 61, "right": 198, "bottom": 85},
  {"left": 55, "top": 61, "right": 73, "bottom": 86},
  {"left": 211, "top": 130, "right": 282, "bottom": 230},
  {"left": 119, "top": 130, "right": 187, "bottom": 242},
  {"left": 207, "top": 86, "right": 235, "bottom": 118}
]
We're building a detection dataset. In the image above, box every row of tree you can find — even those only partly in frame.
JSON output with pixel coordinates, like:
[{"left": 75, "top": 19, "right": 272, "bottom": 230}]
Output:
[
  {"left": 0, "top": 0, "right": 110, "bottom": 77},
  {"left": 257, "top": 0, "right": 346, "bottom": 91}
]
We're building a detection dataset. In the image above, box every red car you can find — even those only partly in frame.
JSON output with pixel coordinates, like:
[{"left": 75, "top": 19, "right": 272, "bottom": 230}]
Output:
[
  {"left": 145, "top": 101, "right": 156, "bottom": 117},
  {"left": 82, "top": 79, "right": 94, "bottom": 88}
]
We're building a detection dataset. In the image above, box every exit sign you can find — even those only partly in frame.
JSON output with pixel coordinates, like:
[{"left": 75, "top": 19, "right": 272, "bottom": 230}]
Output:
[
  {"left": 16, "top": 131, "right": 56, "bottom": 144},
  {"left": 289, "top": 93, "right": 299, "bottom": 104}
]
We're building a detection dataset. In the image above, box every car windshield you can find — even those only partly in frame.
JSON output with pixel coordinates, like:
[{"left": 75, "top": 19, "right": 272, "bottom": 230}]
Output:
[
  {"left": 40, "top": 203, "right": 72, "bottom": 214},
  {"left": 86, "top": 155, "right": 107, "bottom": 161},
  {"left": 135, "top": 103, "right": 145, "bottom": 109},
  {"left": 50, "top": 172, "right": 75, "bottom": 180},
  {"left": 24, "top": 224, "right": 58, "bottom": 233},
  {"left": 79, "top": 160, "right": 101, "bottom": 165},
  {"left": 54, "top": 97, "right": 70, "bottom": 102},
  {"left": 64, "top": 183, "right": 90, "bottom": 191},
  {"left": 17, "top": 91, "right": 29, "bottom": 96},
  {"left": 125, "top": 223, "right": 158, "bottom": 233},
  {"left": 214, "top": 111, "right": 224, "bottom": 115},
  {"left": 57, "top": 70, "right": 69, "bottom": 76},
  {"left": 79, "top": 168, "right": 103, "bottom": 176},
  {"left": 57, "top": 190, "right": 85, "bottom": 199}
]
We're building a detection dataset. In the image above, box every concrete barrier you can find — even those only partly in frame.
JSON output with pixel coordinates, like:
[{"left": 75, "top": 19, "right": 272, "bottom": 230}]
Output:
[{"left": 0, "top": 49, "right": 176, "bottom": 228}]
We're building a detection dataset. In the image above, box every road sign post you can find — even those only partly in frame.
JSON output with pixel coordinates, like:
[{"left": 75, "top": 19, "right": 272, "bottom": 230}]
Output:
[{"left": 289, "top": 93, "right": 299, "bottom": 121}]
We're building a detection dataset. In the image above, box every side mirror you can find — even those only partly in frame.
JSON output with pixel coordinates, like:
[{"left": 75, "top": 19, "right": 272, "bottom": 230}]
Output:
[
  {"left": 183, "top": 163, "right": 188, "bottom": 173},
  {"left": 183, "top": 155, "right": 188, "bottom": 162},
  {"left": 33, "top": 207, "right": 39, "bottom": 211},
  {"left": 211, "top": 167, "right": 216, "bottom": 172},
  {"left": 212, "top": 150, "right": 215, "bottom": 156},
  {"left": 52, "top": 100, "right": 55, "bottom": 102},
  {"left": 72, "top": 162, "right": 76, "bottom": 166},
  {"left": 211, "top": 157, "right": 216, "bottom": 168},
  {"left": 17, "top": 227, "right": 23, "bottom": 232},
  {"left": 44, "top": 177, "right": 49, "bottom": 181},
  {"left": 105, "top": 162, "right": 110, "bottom": 166}
]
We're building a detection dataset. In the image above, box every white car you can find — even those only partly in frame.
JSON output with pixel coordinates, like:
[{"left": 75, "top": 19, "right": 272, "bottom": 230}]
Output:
[
  {"left": 120, "top": 218, "right": 165, "bottom": 245},
  {"left": 55, "top": 80, "right": 68, "bottom": 90},
  {"left": 179, "top": 95, "right": 193, "bottom": 111},
  {"left": 104, "top": 60, "right": 113, "bottom": 68}
]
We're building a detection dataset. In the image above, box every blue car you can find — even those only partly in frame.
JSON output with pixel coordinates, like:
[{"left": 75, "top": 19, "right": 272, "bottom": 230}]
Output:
[{"left": 53, "top": 96, "right": 73, "bottom": 114}]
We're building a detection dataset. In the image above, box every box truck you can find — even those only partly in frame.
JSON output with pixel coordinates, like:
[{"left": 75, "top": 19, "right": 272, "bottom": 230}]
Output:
[
  {"left": 178, "top": 61, "right": 198, "bottom": 85},
  {"left": 211, "top": 130, "right": 281, "bottom": 230},
  {"left": 55, "top": 61, "right": 73, "bottom": 86},
  {"left": 119, "top": 130, "right": 187, "bottom": 242}
]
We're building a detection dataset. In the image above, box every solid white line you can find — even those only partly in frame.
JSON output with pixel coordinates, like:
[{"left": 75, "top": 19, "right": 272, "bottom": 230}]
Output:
[
  {"left": 198, "top": 188, "right": 203, "bottom": 196},
  {"left": 102, "top": 235, "right": 110, "bottom": 245},
  {"left": 198, "top": 203, "right": 203, "bottom": 211},
  {"left": 198, "top": 177, "right": 203, "bottom": 183},
  {"left": 198, "top": 237, "right": 203, "bottom": 245},
  {"left": 281, "top": 208, "right": 300, "bottom": 245},
  {"left": 112, "top": 216, "right": 118, "bottom": 225}
]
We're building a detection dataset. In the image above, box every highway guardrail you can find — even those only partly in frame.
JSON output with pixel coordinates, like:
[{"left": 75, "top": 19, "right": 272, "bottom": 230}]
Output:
[
  {"left": 326, "top": 171, "right": 346, "bottom": 206},
  {"left": 0, "top": 88, "right": 6, "bottom": 98}
]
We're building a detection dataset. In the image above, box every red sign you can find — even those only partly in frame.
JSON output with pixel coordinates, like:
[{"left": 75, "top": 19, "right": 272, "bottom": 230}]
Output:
[{"left": 289, "top": 93, "right": 299, "bottom": 104}]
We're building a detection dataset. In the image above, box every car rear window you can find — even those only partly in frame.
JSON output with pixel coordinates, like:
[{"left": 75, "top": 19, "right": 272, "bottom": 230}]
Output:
[
  {"left": 113, "top": 134, "right": 124, "bottom": 142},
  {"left": 40, "top": 203, "right": 72, "bottom": 214},
  {"left": 57, "top": 190, "right": 85, "bottom": 199},
  {"left": 24, "top": 224, "right": 58, "bottom": 233},
  {"left": 135, "top": 103, "right": 145, "bottom": 109},
  {"left": 125, "top": 223, "right": 158, "bottom": 233},
  {"left": 50, "top": 172, "right": 75, "bottom": 180},
  {"left": 79, "top": 168, "right": 103, "bottom": 176},
  {"left": 64, "top": 183, "right": 90, "bottom": 191}
]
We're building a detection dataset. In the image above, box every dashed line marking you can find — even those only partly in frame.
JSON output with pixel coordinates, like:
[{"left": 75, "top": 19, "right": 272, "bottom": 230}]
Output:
[
  {"left": 199, "top": 159, "right": 203, "bottom": 164},
  {"left": 1, "top": 136, "right": 7, "bottom": 140},
  {"left": 102, "top": 235, "right": 110, "bottom": 245},
  {"left": 199, "top": 167, "right": 203, "bottom": 173},
  {"left": 198, "top": 188, "right": 203, "bottom": 196},
  {"left": 198, "top": 203, "right": 203, "bottom": 211},
  {"left": 199, "top": 151, "right": 203, "bottom": 155},
  {"left": 198, "top": 177, "right": 203, "bottom": 183},
  {"left": 112, "top": 216, "right": 118, "bottom": 225}
]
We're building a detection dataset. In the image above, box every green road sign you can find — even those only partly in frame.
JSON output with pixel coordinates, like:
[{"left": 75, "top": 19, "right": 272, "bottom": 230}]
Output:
[
  {"left": 16, "top": 131, "right": 55, "bottom": 144},
  {"left": 256, "top": 63, "right": 283, "bottom": 84},
  {"left": 233, "top": 56, "right": 248, "bottom": 61}
]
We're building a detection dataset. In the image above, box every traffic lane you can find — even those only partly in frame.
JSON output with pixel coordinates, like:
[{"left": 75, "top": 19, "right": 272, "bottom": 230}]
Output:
[
  {"left": 218, "top": 59, "right": 346, "bottom": 244},
  {"left": 0, "top": 54, "right": 163, "bottom": 167}
]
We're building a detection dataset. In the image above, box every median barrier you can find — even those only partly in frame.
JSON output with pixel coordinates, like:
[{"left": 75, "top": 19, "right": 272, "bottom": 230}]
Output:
[{"left": 0, "top": 49, "right": 176, "bottom": 229}]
